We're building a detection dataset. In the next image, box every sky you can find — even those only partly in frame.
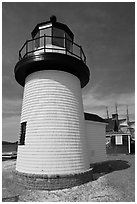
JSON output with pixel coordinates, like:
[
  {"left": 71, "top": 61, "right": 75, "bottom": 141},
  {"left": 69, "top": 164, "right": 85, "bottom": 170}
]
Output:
[{"left": 2, "top": 2, "right": 135, "bottom": 142}]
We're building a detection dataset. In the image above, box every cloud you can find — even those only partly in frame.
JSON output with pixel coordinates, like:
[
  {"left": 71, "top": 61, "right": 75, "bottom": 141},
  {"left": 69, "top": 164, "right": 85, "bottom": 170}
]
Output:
[
  {"left": 2, "top": 98, "right": 22, "bottom": 142},
  {"left": 2, "top": 115, "right": 20, "bottom": 142},
  {"left": 2, "top": 98, "right": 22, "bottom": 118},
  {"left": 82, "top": 88, "right": 135, "bottom": 120}
]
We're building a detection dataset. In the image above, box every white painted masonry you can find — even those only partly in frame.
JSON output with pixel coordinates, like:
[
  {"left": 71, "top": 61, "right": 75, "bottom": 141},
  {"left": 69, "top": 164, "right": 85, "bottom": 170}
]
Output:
[
  {"left": 85, "top": 120, "right": 107, "bottom": 164},
  {"left": 16, "top": 70, "right": 90, "bottom": 174}
]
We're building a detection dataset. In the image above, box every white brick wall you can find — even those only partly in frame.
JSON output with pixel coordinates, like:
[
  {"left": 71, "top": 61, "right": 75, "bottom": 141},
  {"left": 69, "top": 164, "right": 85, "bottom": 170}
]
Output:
[
  {"left": 16, "top": 70, "right": 90, "bottom": 174},
  {"left": 85, "top": 121, "right": 106, "bottom": 164}
]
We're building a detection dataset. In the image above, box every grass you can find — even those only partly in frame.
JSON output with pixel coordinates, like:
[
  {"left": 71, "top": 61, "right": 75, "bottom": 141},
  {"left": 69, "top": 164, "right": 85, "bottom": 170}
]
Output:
[{"left": 2, "top": 154, "right": 135, "bottom": 202}]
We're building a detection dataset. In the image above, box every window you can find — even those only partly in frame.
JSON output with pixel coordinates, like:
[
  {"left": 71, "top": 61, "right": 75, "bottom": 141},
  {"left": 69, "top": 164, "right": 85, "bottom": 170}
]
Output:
[
  {"left": 52, "top": 27, "right": 64, "bottom": 47},
  {"left": 40, "top": 27, "right": 52, "bottom": 46},
  {"left": 35, "top": 32, "right": 40, "bottom": 49},
  {"left": 19, "top": 122, "right": 27, "bottom": 145},
  {"left": 65, "top": 33, "right": 73, "bottom": 51},
  {"left": 115, "top": 135, "right": 123, "bottom": 145}
]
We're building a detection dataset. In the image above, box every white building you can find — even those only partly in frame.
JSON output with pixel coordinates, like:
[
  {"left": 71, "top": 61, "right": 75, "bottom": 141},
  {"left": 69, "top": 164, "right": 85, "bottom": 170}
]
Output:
[{"left": 85, "top": 113, "right": 107, "bottom": 164}]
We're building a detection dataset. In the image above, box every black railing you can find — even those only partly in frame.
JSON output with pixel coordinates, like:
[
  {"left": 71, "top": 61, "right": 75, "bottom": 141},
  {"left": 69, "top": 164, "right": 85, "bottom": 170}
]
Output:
[{"left": 19, "top": 35, "right": 86, "bottom": 63}]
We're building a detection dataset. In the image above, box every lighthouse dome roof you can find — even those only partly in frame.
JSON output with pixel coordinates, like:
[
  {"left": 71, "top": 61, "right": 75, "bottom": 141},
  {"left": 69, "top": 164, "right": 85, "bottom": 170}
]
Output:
[{"left": 31, "top": 16, "right": 74, "bottom": 39}]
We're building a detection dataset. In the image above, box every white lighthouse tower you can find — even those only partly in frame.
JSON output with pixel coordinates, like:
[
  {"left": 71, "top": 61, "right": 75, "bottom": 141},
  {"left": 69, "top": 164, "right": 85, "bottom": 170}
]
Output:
[{"left": 14, "top": 16, "right": 91, "bottom": 189}]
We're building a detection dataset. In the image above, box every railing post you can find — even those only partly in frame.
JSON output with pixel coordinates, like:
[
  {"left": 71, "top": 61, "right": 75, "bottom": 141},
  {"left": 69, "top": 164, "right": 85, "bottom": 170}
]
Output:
[
  {"left": 65, "top": 34, "right": 67, "bottom": 54},
  {"left": 19, "top": 51, "right": 21, "bottom": 60},
  {"left": 26, "top": 40, "right": 28, "bottom": 55},
  {"left": 80, "top": 46, "right": 82, "bottom": 60},
  {"left": 44, "top": 34, "right": 45, "bottom": 53},
  {"left": 71, "top": 40, "right": 73, "bottom": 53},
  {"left": 32, "top": 39, "right": 34, "bottom": 53},
  {"left": 84, "top": 56, "right": 86, "bottom": 63}
]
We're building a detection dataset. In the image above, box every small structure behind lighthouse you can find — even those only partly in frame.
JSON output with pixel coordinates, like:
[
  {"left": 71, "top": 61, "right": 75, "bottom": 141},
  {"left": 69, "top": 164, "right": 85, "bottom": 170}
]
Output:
[{"left": 14, "top": 16, "right": 91, "bottom": 189}]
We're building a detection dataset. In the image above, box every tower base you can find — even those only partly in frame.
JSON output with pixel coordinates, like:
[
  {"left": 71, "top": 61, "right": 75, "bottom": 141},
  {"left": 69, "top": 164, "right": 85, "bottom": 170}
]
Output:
[{"left": 14, "top": 168, "right": 93, "bottom": 190}]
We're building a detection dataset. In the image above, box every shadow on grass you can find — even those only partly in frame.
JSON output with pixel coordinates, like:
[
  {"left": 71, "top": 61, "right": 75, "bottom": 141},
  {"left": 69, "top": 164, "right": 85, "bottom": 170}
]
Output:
[{"left": 90, "top": 160, "right": 131, "bottom": 181}]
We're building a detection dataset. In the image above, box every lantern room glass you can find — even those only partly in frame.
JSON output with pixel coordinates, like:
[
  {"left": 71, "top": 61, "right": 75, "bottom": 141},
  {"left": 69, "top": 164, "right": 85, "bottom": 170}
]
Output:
[
  {"left": 40, "top": 27, "right": 52, "bottom": 46},
  {"left": 34, "top": 25, "right": 73, "bottom": 51},
  {"left": 52, "top": 27, "right": 64, "bottom": 47},
  {"left": 35, "top": 32, "right": 40, "bottom": 48}
]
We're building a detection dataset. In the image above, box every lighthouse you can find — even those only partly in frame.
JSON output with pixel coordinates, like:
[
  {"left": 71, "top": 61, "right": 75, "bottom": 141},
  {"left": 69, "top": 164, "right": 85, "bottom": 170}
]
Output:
[{"left": 14, "top": 16, "right": 91, "bottom": 189}]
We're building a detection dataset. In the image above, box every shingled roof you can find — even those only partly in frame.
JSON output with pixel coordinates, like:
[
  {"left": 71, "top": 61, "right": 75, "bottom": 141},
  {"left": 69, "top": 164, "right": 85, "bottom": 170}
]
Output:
[{"left": 84, "top": 112, "right": 107, "bottom": 123}]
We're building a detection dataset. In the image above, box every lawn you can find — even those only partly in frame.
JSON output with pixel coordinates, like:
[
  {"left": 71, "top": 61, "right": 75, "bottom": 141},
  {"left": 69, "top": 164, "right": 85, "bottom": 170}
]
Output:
[{"left": 2, "top": 154, "right": 135, "bottom": 202}]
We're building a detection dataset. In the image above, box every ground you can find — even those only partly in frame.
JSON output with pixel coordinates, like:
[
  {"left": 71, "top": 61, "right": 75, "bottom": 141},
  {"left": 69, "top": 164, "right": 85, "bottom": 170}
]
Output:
[{"left": 2, "top": 154, "right": 135, "bottom": 202}]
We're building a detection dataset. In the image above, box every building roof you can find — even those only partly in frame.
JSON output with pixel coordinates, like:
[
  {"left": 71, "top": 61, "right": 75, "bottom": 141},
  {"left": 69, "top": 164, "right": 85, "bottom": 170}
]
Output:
[
  {"left": 119, "top": 119, "right": 126, "bottom": 124},
  {"left": 119, "top": 119, "right": 129, "bottom": 127},
  {"left": 105, "top": 117, "right": 135, "bottom": 133},
  {"left": 84, "top": 112, "right": 107, "bottom": 123}
]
